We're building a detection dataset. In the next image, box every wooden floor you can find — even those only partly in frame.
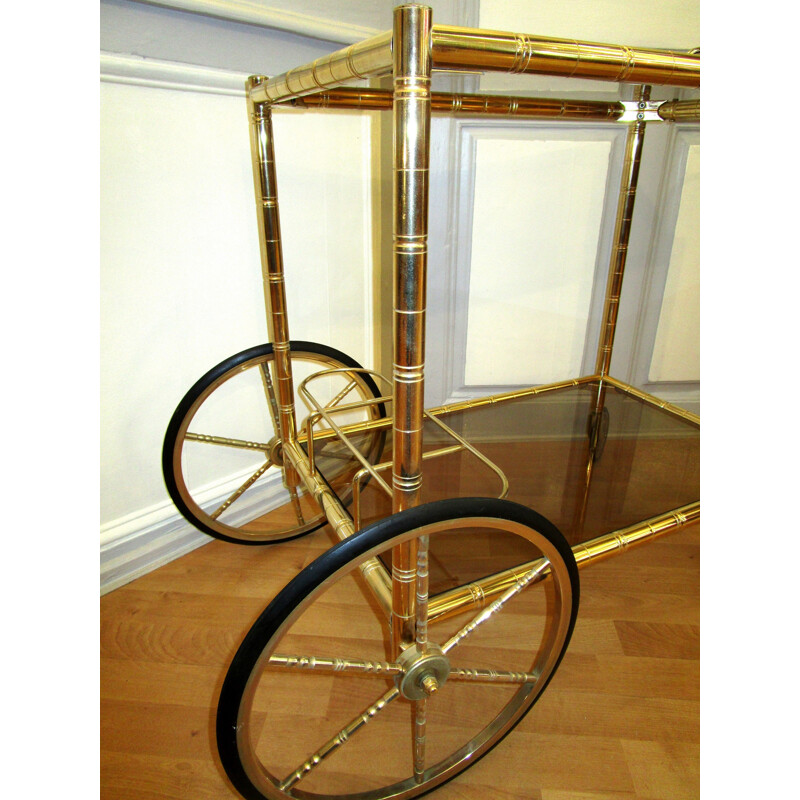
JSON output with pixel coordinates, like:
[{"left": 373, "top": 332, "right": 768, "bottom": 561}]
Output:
[{"left": 100, "top": 518, "right": 699, "bottom": 800}]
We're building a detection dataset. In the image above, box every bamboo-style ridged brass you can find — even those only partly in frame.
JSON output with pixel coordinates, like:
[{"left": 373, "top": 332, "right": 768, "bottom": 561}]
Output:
[
  {"left": 248, "top": 32, "right": 393, "bottom": 106},
  {"left": 440, "top": 558, "right": 552, "bottom": 653},
  {"left": 288, "top": 369, "right": 697, "bottom": 454},
  {"left": 427, "top": 501, "right": 699, "bottom": 623},
  {"left": 183, "top": 431, "right": 271, "bottom": 451},
  {"left": 595, "top": 85, "right": 650, "bottom": 379},
  {"left": 657, "top": 98, "right": 700, "bottom": 122},
  {"left": 350, "top": 409, "right": 510, "bottom": 531},
  {"left": 431, "top": 25, "right": 700, "bottom": 87},
  {"left": 246, "top": 79, "right": 300, "bottom": 501},
  {"left": 286, "top": 375, "right": 593, "bottom": 452},
  {"left": 392, "top": 4, "right": 432, "bottom": 514},
  {"left": 601, "top": 374, "right": 700, "bottom": 426},
  {"left": 297, "top": 366, "right": 394, "bottom": 497},
  {"left": 267, "top": 654, "right": 403, "bottom": 677},
  {"left": 284, "top": 87, "right": 624, "bottom": 121},
  {"left": 281, "top": 439, "right": 393, "bottom": 615},
  {"left": 266, "top": 652, "right": 537, "bottom": 685},
  {"left": 391, "top": 4, "right": 434, "bottom": 659},
  {"left": 279, "top": 686, "right": 400, "bottom": 791},
  {"left": 413, "top": 533, "right": 432, "bottom": 780},
  {"left": 249, "top": 21, "right": 699, "bottom": 110}
]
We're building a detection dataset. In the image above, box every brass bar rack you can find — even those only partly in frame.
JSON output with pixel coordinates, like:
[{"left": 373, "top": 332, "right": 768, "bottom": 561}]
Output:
[
  {"left": 162, "top": 9, "right": 700, "bottom": 795},
  {"left": 242, "top": 0, "right": 699, "bottom": 657}
]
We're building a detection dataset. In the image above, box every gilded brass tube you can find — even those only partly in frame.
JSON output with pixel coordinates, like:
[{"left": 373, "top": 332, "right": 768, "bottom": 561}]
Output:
[
  {"left": 427, "top": 501, "right": 699, "bottom": 623},
  {"left": 284, "top": 372, "right": 695, "bottom": 450},
  {"left": 248, "top": 31, "right": 393, "bottom": 105},
  {"left": 285, "top": 374, "right": 594, "bottom": 451},
  {"left": 297, "top": 367, "right": 394, "bottom": 498},
  {"left": 281, "top": 439, "right": 393, "bottom": 616},
  {"left": 246, "top": 80, "right": 299, "bottom": 497},
  {"left": 658, "top": 98, "right": 700, "bottom": 123},
  {"left": 267, "top": 654, "right": 402, "bottom": 677},
  {"left": 595, "top": 85, "right": 650, "bottom": 379},
  {"left": 600, "top": 374, "right": 700, "bottom": 425},
  {"left": 391, "top": 3, "right": 433, "bottom": 657},
  {"left": 284, "top": 87, "right": 623, "bottom": 121},
  {"left": 431, "top": 25, "right": 700, "bottom": 87},
  {"left": 588, "top": 89, "right": 664, "bottom": 534},
  {"left": 279, "top": 686, "right": 400, "bottom": 791},
  {"left": 571, "top": 501, "right": 700, "bottom": 567}
]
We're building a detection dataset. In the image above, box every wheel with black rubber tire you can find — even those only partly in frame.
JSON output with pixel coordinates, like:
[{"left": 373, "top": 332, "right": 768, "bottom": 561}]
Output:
[
  {"left": 217, "top": 497, "right": 579, "bottom": 799},
  {"left": 163, "top": 341, "right": 386, "bottom": 545}
]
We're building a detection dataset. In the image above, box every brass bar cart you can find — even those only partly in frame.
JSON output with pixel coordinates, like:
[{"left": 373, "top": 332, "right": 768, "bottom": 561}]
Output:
[{"left": 162, "top": 6, "right": 699, "bottom": 799}]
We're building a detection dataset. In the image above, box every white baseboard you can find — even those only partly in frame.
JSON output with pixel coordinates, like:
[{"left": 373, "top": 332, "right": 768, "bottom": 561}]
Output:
[
  {"left": 100, "top": 502, "right": 209, "bottom": 595},
  {"left": 100, "top": 468, "right": 287, "bottom": 595}
]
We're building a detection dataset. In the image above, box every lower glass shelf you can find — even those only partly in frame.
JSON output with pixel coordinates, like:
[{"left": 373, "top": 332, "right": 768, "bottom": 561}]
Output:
[{"left": 306, "top": 377, "right": 699, "bottom": 594}]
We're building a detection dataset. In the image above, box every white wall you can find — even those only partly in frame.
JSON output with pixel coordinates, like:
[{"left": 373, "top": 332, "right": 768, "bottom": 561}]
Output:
[{"left": 100, "top": 0, "right": 383, "bottom": 590}]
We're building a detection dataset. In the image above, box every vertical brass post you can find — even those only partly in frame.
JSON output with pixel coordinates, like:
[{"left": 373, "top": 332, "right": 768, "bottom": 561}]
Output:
[
  {"left": 246, "top": 77, "right": 299, "bottom": 488},
  {"left": 390, "top": 4, "right": 433, "bottom": 655},
  {"left": 594, "top": 84, "right": 650, "bottom": 381},
  {"left": 578, "top": 85, "right": 650, "bottom": 536}
]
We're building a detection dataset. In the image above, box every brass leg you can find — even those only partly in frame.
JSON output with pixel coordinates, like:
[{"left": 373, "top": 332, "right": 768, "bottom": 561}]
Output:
[
  {"left": 594, "top": 84, "right": 650, "bottom": 382},
  {"left": 390, "top": 4, "right": 433, "bottom": 658},
  {"left": 577, "top": 85, "right": 650, "bottom": 534},
  {"left": 246, "top": 79, "right": 298, "bottom": 488}
]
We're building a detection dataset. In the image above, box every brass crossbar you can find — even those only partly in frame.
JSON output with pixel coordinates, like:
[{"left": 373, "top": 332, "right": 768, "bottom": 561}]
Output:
[
  {"left": 430, "top": 25, "right": 700, "bottom": 87},
  {"left": 281, "top": 88, "right": 624, "bottom": 121},
  {"left": 247, "top": 24, "right": 699, "bottom": 108},
  {"left": 427, "top": 501, "right": 700, "bottom": 623},
  {"left": 281, "top": 89, "right": 699, "bottom": 125}
]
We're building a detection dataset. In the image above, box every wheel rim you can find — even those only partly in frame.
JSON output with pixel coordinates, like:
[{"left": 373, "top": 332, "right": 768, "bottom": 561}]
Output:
[
  {"left": 220, "top": 501, "right": 578, "bottom": 798},
  {"left": 166, "top": 346, "right": 385, "bottom": 543}
]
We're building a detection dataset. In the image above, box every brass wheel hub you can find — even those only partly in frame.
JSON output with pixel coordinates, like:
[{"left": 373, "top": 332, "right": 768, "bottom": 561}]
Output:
[
  {"left": 396, "top": 643, "right": 450, "bottom": 701},
  {"left": 266, "top": 437, "right": 284, "bottom": 466}
]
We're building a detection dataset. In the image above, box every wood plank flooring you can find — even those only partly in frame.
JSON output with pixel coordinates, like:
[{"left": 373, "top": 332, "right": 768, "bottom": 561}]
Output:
[{"left": 100, "top": 519, "right": 699, "bottom": 799}]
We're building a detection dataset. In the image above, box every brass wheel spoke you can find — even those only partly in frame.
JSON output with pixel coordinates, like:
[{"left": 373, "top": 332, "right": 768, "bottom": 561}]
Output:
[
  {"left": 411, "top": 535, "right": 432, "bottom": 783},
  {"left": 268, "top": 653, "right": 402, "bottom": 678},
  {"left": 258, "top": 360, "right": 281, "bottom": 434},
  {"left": 441, "top": 558, "right": 551, "bottom": 655},
  {"left": 209, "top": 461, "right": 270, "bottom": 520},
  {"left": 325, "top": 378, "right": 359, "bottom": 410},
  {"left": 287, "top": 485, "right": 307, "bottom": 526},
  {"left": 446, "top": 666, "right": 538, "bottom": 685},
  {"left": 185, "top": 431, "right": 271, "bottom": 452},
  {"left": 413, "top": 697, "right": 428, "bottom": 784},
  {"left": 415, "top": 534, "right": 431, "bottom": 653},
  {"left": 279, "top": 686, "right": 400, "bottom": 791}
]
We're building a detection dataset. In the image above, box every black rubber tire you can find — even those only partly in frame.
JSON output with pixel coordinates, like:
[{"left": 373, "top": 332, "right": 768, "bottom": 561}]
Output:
[
  {"left": 163, "top": 341, "right": 386, "bottom": 545},
  {"left": 217, "top": 497, "right": 580, "bottom": 800}
]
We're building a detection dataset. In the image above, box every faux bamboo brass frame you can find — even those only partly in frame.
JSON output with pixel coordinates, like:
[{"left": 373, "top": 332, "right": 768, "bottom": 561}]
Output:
[{"left": 244, "top": 2, "right": 699, "bottom": 673}]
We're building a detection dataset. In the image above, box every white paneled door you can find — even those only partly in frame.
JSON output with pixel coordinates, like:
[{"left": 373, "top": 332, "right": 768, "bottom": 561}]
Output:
[{"left": 423, "top": 103, "right": 699, "bottom": 414}]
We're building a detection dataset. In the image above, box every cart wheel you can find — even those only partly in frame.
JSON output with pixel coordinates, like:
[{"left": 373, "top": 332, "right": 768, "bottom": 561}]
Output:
[
  {"left": 163, "top": 341, "right": 386, "bottom": 545},
  {"left": 217, "top": 497, "right": 579, "bottom": 799}
]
